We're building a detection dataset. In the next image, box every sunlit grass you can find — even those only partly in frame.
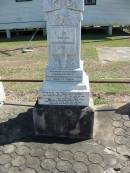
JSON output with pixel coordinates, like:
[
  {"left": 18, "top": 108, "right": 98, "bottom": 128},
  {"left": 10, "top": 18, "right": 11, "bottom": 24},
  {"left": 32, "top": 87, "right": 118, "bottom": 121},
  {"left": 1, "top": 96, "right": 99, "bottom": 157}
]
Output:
[{"left": 0, "top": 31, "right": 130, "bottom": 104}]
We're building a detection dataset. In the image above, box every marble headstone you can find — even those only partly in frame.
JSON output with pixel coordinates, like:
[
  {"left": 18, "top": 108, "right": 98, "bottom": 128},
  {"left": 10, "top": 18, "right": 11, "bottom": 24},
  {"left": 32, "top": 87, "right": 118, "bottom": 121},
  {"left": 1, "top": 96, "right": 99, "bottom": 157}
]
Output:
[
  {"left": 33, "top": 0, "right": 94, "bottom": 139},
  {"left": 38, "top": 0, "right": 90, "bottom": 106}
]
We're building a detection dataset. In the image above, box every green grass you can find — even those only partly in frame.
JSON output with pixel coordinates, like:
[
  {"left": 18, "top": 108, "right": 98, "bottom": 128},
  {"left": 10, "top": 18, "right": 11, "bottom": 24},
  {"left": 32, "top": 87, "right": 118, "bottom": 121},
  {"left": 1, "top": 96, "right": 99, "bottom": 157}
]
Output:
[
  {"left": 94, "top": 97, "right": 108, "bottom": 105},
  {"left": 0, "top": 31, "right": 130, "bottom": 104}
]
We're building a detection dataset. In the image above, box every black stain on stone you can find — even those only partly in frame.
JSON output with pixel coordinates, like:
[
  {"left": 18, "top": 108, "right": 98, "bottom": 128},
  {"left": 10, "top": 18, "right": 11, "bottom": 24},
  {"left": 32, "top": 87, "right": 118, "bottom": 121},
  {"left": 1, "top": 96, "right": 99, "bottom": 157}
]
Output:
[
  {"left": 33, "top": 102, "right": 94, "bottom": 139},
  {"left": 0, "top": 106, "right": 94, "bottom": 145}
]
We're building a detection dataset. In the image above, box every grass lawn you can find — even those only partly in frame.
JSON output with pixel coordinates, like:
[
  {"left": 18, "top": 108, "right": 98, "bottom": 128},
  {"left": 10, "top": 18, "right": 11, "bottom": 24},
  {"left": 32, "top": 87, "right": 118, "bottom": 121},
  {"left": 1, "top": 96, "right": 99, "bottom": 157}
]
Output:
[{"left": 0, "top": 29, "right": 130, "bottom": 105}]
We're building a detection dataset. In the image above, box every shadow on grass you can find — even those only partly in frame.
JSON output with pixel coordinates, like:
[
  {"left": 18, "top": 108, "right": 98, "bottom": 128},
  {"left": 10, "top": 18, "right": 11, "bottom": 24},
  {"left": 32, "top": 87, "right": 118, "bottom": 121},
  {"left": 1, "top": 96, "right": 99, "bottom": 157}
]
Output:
[
  {"left": 0, "top": 30, "right": 47, "bottom": 43},
  {"left": 81, "top": 27, "right": 130, "bottom": 43},
  {"left": 0, "top": 28, "right": 130, "bottom": 43},
  {"left": 0, "top": 36, "right": 47, "bottom": 43},
  {"left": 0, "top": 108, "right": 83, "bottom": 146}
]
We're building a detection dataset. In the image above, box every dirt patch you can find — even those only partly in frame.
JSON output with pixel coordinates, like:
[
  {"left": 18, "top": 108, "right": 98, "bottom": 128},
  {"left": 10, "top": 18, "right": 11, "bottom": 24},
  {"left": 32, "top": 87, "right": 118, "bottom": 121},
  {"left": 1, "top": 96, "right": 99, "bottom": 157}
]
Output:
[
  {"left": 94, "top": 93, "right": 130, "bottom": 105},
  {"left": 0, "top": 46, "right": 47, "bottom": 58}
]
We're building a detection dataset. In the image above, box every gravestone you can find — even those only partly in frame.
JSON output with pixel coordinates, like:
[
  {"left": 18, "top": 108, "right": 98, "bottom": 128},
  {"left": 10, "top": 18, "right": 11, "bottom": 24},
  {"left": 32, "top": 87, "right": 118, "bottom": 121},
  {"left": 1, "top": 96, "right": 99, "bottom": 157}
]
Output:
[{"left": 33, "top": 0, "right": 94, "bottom": 139}]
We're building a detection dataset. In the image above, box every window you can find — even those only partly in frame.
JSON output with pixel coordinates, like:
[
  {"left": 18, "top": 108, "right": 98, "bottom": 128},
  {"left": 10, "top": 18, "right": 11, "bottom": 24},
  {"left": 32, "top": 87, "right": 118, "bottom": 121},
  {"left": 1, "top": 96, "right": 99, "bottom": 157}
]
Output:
[
  {"left": 16, "top": 0, "right": 32, "bottom": 2},
  {"left": 85, "top": 0, "right": 96, "bottom": 5}
]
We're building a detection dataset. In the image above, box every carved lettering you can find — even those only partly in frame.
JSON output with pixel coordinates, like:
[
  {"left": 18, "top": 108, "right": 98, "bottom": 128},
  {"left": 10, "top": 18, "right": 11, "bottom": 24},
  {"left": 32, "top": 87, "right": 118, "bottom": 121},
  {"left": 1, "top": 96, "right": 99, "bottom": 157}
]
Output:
[
  {"left": 40, "top": 92, "right": 87, "bottom": 105},
  {"left": 49, "top": 26, "right": 76, "bottom": 43}
]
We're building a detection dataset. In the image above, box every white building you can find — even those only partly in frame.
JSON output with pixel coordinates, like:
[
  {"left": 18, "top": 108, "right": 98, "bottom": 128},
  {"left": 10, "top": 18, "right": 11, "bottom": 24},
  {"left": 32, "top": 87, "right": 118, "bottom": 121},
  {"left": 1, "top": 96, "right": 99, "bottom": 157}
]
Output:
[
  {"left": 83, "top": 0, "right": 130, "bottom": 35},
  {"left": 0, "top": 0, "right": 130, "bottom": 38},
  {"left": 0, "top": 0, "right": 46, "bottom": 38}
]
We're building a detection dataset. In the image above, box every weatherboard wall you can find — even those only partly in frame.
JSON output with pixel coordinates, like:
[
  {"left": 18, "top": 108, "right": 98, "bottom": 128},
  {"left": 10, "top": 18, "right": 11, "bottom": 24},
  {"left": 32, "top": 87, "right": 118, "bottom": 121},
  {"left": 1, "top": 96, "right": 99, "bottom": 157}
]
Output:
[
  {"left": 0, "top": 0, "right": 45, "bottom": 30},
  {"left": 0, "top": 0, "right": 130, "bottom": 30},
  {"left": 83, "top": 0, "right": 130, "bottom": 26}
]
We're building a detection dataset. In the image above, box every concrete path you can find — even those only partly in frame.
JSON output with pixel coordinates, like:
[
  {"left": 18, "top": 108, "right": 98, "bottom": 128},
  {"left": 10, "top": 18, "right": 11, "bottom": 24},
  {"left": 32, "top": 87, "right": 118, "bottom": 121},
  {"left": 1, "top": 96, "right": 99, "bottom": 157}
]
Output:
[
  {"left": 97, "top": 47, "right": 130, "bottom": 63},
  {"left": 0, "top": 105, "right": 130, "bottom": 173}
]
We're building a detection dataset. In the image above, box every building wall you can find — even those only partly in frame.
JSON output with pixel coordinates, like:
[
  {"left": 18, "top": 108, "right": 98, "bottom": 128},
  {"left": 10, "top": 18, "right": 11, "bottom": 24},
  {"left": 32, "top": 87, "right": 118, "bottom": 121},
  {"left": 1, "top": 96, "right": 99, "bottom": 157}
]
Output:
[
  {"left": 0, "top": 0, "right": 130, "bottom": 30},
  {"left": 0, "top": 0, "right": 46, "bottom": 30},
  {"left": 83, "top": 0, "right": 130, "bottom": 26}
]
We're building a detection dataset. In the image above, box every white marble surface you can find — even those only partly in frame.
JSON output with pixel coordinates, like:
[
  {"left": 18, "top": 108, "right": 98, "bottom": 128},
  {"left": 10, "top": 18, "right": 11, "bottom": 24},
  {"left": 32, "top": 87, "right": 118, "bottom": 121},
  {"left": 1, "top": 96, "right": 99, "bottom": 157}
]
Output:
[
  {"left": 43, "top": 0, "right": 84, "bottom": 13},
  {"left": 0, "top": 82, "right": 5, "bottom": 105},
  {"left": 39, "top": 0, "right": 90, "bottom": 106},
  {"left": 39, "top": 73, "right": 90, "bottom": 106}
]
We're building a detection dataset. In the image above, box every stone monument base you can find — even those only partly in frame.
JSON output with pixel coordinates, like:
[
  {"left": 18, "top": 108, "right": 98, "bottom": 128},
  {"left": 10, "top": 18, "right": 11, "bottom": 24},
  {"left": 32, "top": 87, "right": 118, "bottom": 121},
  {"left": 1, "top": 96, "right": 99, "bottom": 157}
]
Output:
[{"left": 33, "top": 101, "right": 94, "bottom": 139}]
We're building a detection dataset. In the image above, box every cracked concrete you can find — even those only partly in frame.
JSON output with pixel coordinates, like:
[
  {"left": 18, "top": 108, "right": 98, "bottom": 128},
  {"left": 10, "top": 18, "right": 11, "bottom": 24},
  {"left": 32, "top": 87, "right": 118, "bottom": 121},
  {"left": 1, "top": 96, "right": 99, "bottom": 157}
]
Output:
[{"left": 0, "top": 105, "right": 130, "bottom": 173}]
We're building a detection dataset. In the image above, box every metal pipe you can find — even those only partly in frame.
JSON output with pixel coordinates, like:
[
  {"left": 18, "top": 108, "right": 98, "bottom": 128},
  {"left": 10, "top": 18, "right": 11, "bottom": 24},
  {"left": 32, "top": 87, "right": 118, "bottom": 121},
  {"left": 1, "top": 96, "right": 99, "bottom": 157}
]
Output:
[
  {"left": 90, "top": 80, "right": 130, "bottom": 84},
  {"left": 3, "top": 102, "right": 118, "bottom": 112},
  {"left": 4, "top": 102, "right": 34, "bottom": 107},
  {"left": 0, "top": 79, "right": 130, "bottom": 84},
  {"left": 0, "top": 79, "right": 43, "bottom": 82}
]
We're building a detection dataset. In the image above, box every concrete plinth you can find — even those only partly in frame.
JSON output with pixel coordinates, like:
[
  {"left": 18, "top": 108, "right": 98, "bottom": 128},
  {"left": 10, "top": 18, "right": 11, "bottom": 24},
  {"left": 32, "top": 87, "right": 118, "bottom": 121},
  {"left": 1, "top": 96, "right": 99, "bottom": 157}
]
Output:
[{"left": 33, "top": 101, "right": 94, "bottom": 139}]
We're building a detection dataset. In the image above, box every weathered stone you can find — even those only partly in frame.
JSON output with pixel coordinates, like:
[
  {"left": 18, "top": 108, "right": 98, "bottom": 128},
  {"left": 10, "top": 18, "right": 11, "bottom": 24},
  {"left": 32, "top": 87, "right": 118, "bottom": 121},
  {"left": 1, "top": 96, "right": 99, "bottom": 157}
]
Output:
[
  {"left": 88, "top": 164, "right": 104, "bottom": 173},
  {"left": 56, "top": 160, "right": 72, "bottom": 172},
  {"left": 104, "top": 168, "right": 116, "bottom": 173},
  {"left": 45, "top": 148, "right": 58, "bottom": 159},
  {"left": 12, "top": 156, "right": 25, "bottom": 167},
  {"left": 3, "top": 163, "right": 11, "bottom": 169},
  {"left": 0, "top": 154, "right": 11, "bottom": 165},
  {"left": 74, "top": 151, "right": 89, "bottom": 164},
  {"left": 103, "top": 154, "right": 118, "bottom": 167},
  {"left": 114, "top": 128, "right": 126, "bottom": 136},
  {"left": 41, "top": 158, "right": 56, "bottom": 171},
  {"left": 124, "top": 121, "right": 130, "bottom": 128},
  {"left": 20, "top": 168, "right": 36, "bottom": 173},
  {"left": 59, "top": 150, "right": 73, "bottom": 161},
  {"left": 88, "top": 153, "right": 103, "bottom": 165},
  {"left": 8, "top": 167, "right": 20, "bottom": 173},
  {"left": 73, "top": 162, "right": 88, "bottom": 173},
  {"left": 111, "top": 114, "right": 122, "bottom": 121},
  {"left": 114, "top": 136, "right": 127, "bottom": 145},
  {"left": 33, "top": 104, "right": 94, "bottom": 139},
  {"left": 30, "top": 148, "right": 45, "bottom": 157},
  {"left": 116, "top": 145, "right": 130, "bottom": 156},
  {"left": 16, "top": 145, "right": 30, "bottom": 156},
  {"left": 112, "top": 121, "right": 123, "bottom": 128},
  {"left": 122, "top": 115, "right": 130, "bottom": 121},
  {"left": 26, "top": 156, "right": 40, "bottom": 171},
  {"left": 3, "top": 145, "right": 15, "bottom": 154},
  {"left": 125, "top": 128, "right": 130, "bottom": 136}
]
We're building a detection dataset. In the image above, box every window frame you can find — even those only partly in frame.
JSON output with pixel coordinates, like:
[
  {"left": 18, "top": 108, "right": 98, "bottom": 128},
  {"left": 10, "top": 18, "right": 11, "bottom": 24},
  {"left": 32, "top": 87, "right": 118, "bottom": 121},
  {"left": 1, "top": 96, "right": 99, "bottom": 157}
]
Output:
[
  {"left": 16, "top": 0, "right": 32, "bottom": 2},
  {"left": 84, "top": 0, "right": 96, "bottom": 5}
]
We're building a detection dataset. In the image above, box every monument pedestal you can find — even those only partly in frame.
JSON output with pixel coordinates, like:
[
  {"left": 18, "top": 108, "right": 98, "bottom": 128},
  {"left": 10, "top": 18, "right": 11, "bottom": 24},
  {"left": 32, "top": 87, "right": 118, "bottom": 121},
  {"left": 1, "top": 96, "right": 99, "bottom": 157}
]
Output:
[
  {"left": 34, "top": 72, "right": 94, "bottom": 139},
  {"left": 38, "top": 72, "right": 90, "bottom": 106},
  {"left": 33, "top": 102, "right": 94, "bottom": 139}
]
